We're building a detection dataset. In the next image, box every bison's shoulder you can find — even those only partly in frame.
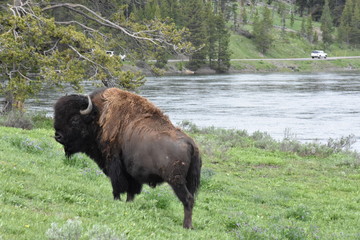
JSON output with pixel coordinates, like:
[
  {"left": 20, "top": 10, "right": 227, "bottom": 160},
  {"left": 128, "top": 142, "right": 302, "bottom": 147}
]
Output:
[{"left": 97, "top": 88, "right": 173, "bottom": 144}]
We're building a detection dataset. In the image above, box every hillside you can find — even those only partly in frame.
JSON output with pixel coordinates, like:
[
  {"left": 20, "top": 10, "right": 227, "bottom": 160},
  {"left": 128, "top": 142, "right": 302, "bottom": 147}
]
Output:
[
  {"left": 158, "top": 1, "right": 360, "bottom": 75},
  {"left": 1, "top": 125, "right": 360, "bottom": 239}
]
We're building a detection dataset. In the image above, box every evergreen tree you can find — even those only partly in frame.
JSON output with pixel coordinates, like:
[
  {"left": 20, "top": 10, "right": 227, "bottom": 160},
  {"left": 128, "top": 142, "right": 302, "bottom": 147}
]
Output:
[
  {"left": 290, "top": 10, "right": 295, "bottom": 27},
  {"left": 350, "top": 0, "right": 360, "bottom": 45},
  {"left": 252, "top": 6, "right": 274, "bottom": 54},
  {"left": 207, "top": 4, "right": 217, "bottom": 66},
  {"left": 214, "top": 14, "right": 231, "bottom": 73},
  {"left": 313, "top": 31, "right": 319, "bottom": 43},
  {"left": 181, "top": 0, "right": 207, "bottom": 71},
  {"left": 231, "top": 2, "right": 239, "bottom": 31},
  {"left": 338, "top": 0, "right": 353, "bottom": 44},
  {"left": 320, "top": 0, "right": 333, "bottom": 44},
  {"left": 241, "top": 6, "right": 248, "bottom": 24},
  {"left": 208, "top": 13, "right": 231, "bottom": 73},
  {"left": 296, "top": 0, "right": 308, "bottom": 16},
  {"left": 300, "top": 17, "right": 306, "bottom": 36},
  {"left": 306, "top": 15, "right": 313, "bottom": 42}
]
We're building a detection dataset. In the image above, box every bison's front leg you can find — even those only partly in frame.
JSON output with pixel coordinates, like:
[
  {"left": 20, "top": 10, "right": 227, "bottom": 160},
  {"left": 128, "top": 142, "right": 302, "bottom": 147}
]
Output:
[
  {"left": 108, "top": 161, "right": 128, "bottom": 200},
  {"left": 126, "top": 178, "right": 143, "bottom": 202}
]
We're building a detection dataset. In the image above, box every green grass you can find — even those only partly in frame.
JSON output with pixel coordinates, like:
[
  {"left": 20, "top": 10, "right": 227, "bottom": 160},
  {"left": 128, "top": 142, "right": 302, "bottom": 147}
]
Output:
[{"left": 1, "top": 124, "right": 360, "bottom": 239}]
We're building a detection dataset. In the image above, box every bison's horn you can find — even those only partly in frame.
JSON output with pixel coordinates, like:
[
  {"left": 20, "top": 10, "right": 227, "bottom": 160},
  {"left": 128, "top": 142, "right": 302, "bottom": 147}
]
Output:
[{"left": 80, "top": 95, "right": 93, "bottom": 115}]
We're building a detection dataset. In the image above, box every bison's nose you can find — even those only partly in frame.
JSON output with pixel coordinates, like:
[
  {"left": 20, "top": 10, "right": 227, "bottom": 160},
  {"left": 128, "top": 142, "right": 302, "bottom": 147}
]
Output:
[{"left": 54, "top": 132, "right": 64, "bottom": 143}]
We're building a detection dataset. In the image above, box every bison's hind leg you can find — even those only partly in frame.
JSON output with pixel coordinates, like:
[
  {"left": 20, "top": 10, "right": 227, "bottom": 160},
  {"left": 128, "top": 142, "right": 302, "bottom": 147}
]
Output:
[{"left": 171, "top": 184, "right": 194, "bottom": 229}]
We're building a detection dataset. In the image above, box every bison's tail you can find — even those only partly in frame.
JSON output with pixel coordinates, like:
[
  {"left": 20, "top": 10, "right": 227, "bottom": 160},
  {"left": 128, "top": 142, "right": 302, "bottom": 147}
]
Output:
[{"left": 186, "top": 143, "right": 202, "bottom": 196}]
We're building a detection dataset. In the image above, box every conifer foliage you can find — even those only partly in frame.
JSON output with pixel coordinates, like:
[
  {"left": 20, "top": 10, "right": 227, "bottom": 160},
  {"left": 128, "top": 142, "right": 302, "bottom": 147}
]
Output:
[
  {"left": 338, "top": 0, "right": 360, "bottom": 45},
  {"left": 320, "top": 0, "right": 333, "bottom": 44},
  {"left": 252, "top": 6, "right": 274, "bottom": 54},
  {"left": 0, "top": 0, "right": 192, "bottom": 111}
]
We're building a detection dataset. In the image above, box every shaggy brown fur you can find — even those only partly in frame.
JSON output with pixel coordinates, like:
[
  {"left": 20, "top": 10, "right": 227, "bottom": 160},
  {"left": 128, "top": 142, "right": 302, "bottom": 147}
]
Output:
[{"left": 96, "top": 88, "right": 173, "bottom": 144}]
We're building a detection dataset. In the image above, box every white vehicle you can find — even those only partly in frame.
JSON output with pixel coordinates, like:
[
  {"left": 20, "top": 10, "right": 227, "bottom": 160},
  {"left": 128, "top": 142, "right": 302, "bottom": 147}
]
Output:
[
  {"left": 311, "top": 50, "right": 327, "bottom": 59},
  {"left": 106, "top": 51, "right": 114, "bottom": 57}
]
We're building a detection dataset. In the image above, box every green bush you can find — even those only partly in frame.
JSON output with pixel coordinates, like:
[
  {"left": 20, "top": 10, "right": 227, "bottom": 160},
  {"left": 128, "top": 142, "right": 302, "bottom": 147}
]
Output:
[
  {"left": 286, "top": 204, "right": 312, "bottom": 221},
  {"left": 46, "top": 219, "right": 126, "bottom": 240},
  {"left": 46, "top": 218, "right": 82, "bottom": 240},
  {"left": 0, "top": 111, "right": 33, "bottom": 129},
  {"left": 0, "top": 111, "right": 53, "bottom": 130},
  {"left": 182, "top": 122, "right": 357, "bottom": 159},
  {"left": 87, "top": 225, "right": 126, "bottom": 240}
]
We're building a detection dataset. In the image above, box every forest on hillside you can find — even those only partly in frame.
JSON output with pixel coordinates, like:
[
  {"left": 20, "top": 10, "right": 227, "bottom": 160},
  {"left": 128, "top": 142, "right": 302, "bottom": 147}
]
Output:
[{"left": 0, "top": 0, "right": 360, "bottom": 112}]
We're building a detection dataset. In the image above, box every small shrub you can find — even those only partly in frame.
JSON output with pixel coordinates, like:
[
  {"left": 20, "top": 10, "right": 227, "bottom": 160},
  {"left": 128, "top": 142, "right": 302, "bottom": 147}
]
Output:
[
  {"left": 87, "top": 225, "right": 126, "bottom": 240},
  {"left": 180, "top": 122, "right": 357, "bottom": 159},
  {"left": 280, "top": 225, "right": 307, "bottom": 240},
  {"left": 327, "top": 134, "right": 356, "bottom": 152},
  {"left": 337, "top": 152, "right": 360, "bottom": 168},
  {"left": 286, "top": 204, "right": 312, "bottom": 221},
  {"left": 178, "top": 120, "right": 201, "bottom": 133},
  {"left": 252, "top": 131, "right": 278, "bottom": 150},
  {"left": 6, "top": 136, "right": 48, "bottom": 154},
  {"left": 135, "top": 60, "right": 147, "bottom": 68},
  {"left": 46, "top": 219, "right": 125, "bottom": 240},
  {"left": 200, "top": 168, "right": 216, "bottom": 188},
  {"left": 0, "top": 111, "right": 53, "bottom": 129},
  {"left": 46, "top": 218, "right": 82, "bottom": 240},
  {"left": 176, "top": 62, "right": 184, "bottom": 71},
  {"left": 0, "top": 111, "right": 33, "bottom": 129}
]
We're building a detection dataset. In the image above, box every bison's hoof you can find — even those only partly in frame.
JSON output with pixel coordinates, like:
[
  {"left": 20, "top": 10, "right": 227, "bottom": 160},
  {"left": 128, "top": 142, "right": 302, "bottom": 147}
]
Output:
[{"left": 183, "top": 223, "right": 193, "bottom": 229}]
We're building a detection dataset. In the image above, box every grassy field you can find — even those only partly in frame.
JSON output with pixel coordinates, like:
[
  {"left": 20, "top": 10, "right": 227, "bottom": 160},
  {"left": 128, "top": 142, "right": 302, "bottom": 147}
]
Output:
[{"left": 1, "top": 122, "right": 360, "bottom": 240}]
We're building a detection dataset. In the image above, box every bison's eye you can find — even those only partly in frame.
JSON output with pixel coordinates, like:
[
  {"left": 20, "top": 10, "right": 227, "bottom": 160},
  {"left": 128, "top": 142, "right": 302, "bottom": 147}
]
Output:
[{"left": 70, "top": 116, "right": 81, "bottom": 125}]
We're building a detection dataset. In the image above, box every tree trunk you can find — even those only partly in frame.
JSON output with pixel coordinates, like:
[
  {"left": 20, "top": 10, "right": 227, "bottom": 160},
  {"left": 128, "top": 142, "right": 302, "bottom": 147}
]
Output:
[
  {"left": 2, "top": 93, "right": 13, "bottom": 113},
  {"left": 1, "top": 92, "right": 25, "bottom": 113}
]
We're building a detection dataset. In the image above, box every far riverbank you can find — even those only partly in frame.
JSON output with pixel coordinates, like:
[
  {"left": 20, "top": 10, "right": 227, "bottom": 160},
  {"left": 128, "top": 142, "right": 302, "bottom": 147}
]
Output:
[{"left": 124, "top": 58, "right": 360, "bottom": 76}]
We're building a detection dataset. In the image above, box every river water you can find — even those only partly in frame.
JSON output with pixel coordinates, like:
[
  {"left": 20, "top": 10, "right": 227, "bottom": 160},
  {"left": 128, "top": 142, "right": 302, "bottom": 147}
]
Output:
[{"left": 27, "top": 72, "right": 360, "bottom": 150}]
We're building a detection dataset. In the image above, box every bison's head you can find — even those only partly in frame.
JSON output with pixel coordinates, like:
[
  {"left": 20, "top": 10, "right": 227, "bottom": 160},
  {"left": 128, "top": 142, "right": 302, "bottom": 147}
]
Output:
[{"left": 54, "top": 94, "right": 98, "bottom": 157}]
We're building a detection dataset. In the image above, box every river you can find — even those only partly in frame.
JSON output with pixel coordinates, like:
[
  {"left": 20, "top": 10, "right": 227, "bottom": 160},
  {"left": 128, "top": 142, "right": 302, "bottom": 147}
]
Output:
[{"left": 27, "top": 72, "right": 360, "bottom": 150}]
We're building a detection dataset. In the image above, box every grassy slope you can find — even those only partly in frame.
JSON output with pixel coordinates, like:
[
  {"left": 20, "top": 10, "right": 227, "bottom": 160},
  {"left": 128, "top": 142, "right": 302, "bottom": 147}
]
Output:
[
  {"left": 228, "top": 3, "right": 360, "bottom": 72},
  {"left": 1, "top": 126, "right": 360, "bottom": 239}
]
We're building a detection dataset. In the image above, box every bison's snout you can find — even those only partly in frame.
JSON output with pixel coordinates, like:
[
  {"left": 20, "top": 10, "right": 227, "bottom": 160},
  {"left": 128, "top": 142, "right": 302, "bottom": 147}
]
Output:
[{"left": 54, "top": 132, "right": 64, "bottom": 144}]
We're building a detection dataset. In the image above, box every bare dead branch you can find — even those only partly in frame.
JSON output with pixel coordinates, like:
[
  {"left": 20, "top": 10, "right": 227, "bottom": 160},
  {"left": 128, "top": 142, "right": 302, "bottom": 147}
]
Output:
[
  {"left": 41, "top": 3, "right": 182, "bottom": 51},
  {"left": 43, "top": 39, "right": 60, "bottom": 55},
  {"left": 68, "top": 44, "right": 115, "bottom": 87},
  {"left": 55, "top": 21, "right": 107, "bottom": 39}
]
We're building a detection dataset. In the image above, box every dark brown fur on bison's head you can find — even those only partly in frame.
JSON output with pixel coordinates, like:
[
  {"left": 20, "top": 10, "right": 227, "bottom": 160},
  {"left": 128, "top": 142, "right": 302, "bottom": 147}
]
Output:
[{"left": 54, "top": 94, "right": 98, "bottom": 157}]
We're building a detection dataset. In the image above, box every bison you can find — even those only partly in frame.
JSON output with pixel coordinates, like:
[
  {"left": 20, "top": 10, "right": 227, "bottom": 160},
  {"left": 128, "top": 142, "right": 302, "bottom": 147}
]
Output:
[{"left": 53, "top": 87, "right": 201, "bottom": 229}]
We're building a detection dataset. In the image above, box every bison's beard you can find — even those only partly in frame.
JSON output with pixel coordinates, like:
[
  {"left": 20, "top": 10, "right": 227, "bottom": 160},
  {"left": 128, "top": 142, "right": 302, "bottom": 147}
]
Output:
[
  {"left": 64, "top": 145, "right": 77, "bottom": 158},
  {"left": 62, "top": 139, "right": 86, "bottom": 158}
]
